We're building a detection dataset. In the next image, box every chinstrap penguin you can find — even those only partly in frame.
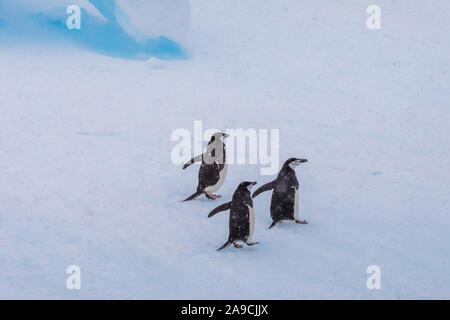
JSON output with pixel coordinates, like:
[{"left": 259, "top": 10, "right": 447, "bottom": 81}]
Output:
[
  {"left": 182, "top": 132, "right": 229, "bottom": 201},
  {"left": 252, "top": 158, "right": 308, "bottom": 228},
  {"left": 208, "top": 181, "right": 259, "bottom": 251}
]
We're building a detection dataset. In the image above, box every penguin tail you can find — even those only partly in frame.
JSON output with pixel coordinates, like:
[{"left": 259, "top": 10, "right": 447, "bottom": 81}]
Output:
[
  {"left": 217, "top": 240, "right": 232, "bottom": 251},
  {"left": 182, "top": 191, "right": 203, "bottom": 202},
  {"left": 268, "top": 221, "right": 278, "bottom": 229}
]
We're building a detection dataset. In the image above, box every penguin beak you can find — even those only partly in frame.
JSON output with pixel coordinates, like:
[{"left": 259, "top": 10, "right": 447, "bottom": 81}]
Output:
[
  {"left": 290, "top": 159, "right": 308, "bottom": 167},
  {"left": 222, "top": 133, "right": 229, "bottom": 138},
  {"left": 246, "top": 182, "right": 257, "bottom": 190}
]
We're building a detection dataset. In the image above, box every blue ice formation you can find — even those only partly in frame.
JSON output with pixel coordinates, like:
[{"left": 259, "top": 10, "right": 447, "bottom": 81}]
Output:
[{"left": 0, "top": 0, "right": 187, "bottom": 60}]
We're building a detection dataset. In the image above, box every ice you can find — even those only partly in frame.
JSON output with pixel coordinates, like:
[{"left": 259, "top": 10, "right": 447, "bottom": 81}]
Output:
[
  {"left": 114, "top": 0, "right": 191, "bottom": 44},
  {"left": 0, "top": 0, "right": 190, "bottom": 59}
]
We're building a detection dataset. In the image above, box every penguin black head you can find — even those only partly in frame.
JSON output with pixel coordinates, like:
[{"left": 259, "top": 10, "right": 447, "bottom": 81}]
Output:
[
  {"left": 210, "top": 132, "right": 229, "bottom": 143},
  {"left": 238, "top": 181, "right": 257, "bottom": 191},
  {"left": 284, "top": 158, "right": 308, "bottom": 170}
]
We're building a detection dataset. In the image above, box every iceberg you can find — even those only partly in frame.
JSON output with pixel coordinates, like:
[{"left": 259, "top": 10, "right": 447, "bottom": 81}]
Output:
[
  {"left": 102, "top": 0, "right": 190, "bottom": 45},
  {"left": 0, "top": 0, "right": 190, "bottom": 59}
]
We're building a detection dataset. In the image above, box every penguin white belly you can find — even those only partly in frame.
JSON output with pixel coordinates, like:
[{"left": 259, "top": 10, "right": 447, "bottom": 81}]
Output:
[
  {"left": 246, "top": 204, "right": 255, "bottom": 242},
  {"left": 205, "top": 163, "right": 228, "bottom": 193},
  {"left": 293, "top": 187, "right": 299, "bottom": 219}
]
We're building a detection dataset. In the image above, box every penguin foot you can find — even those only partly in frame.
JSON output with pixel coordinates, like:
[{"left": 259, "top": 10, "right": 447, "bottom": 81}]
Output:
[
  {"left": 205, "top": 192, "right": 221, "bottom": 200},
  {"left": 246, "top": 242, "right": 259, "bottom": 246},
  {"left": 295, "top": 219, "right": 308, "bottom": 224},
  {"left": 233, "top": 243, "right": 243, "bottom": 249}
]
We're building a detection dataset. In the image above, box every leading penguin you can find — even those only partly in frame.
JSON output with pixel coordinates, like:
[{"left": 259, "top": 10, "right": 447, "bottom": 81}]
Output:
[
  {"left": 208, "top": 181, "right": 259, "bottom": 251},
  {"left": 252, "top": 158, "right": 308, "bottom": 228},
  {"left": 182, "top": 132, "right": 229, "bottom": 201}
]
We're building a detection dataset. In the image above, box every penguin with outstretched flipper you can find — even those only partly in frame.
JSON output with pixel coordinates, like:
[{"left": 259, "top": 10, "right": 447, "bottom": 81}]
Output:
[
  {"left": 182, "top": 132, "right": 229, "bottom": 201},
  {"left": 253, "top": 158, "right": 308, "bottom": 228}
]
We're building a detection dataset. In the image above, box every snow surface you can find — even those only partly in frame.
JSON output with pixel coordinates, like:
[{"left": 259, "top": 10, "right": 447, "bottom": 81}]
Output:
[{"left": 0, "top": 0, "right": 449, "bottom": 299}]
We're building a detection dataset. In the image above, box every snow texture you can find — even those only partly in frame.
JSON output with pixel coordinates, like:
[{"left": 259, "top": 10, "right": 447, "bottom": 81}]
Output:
[{"left": 0, "top": 0, "right": 449, "bottom": 299}]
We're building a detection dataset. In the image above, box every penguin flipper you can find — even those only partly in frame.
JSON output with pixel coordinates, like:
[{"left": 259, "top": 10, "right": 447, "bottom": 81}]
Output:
[
  {"left": 182, "top": 191, "right": 203, "bottom": 202},
  {"left": 208, "top": 201, "right": 232, "bottom": 217},
  {"left": 182, "top": 154, "right": 203, "bottom": 169},
  {"left": 217, "top": 240, "right": 232, "bottom": 251},
  {"left": 252, "top": 181, "right": 276, "bottom": 198}
]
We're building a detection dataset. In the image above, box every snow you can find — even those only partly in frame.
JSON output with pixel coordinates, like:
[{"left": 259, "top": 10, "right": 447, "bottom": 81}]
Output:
[
  {"left": 0, "top": 0, "right": 449, "bottom": 299},
  {"left": 146, "top": 57, "right": 167, "bottom": 70}
]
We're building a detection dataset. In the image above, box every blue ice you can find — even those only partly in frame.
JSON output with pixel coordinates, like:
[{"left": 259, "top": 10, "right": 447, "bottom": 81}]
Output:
[{"left": 0, "top": 0, "right": 187, "bottom": 60}]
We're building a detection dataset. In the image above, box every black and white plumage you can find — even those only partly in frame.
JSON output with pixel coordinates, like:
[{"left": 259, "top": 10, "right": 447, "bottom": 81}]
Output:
[
  {"left": 208, "top": 181, "right": 259, "bottom": 251},
  {"left": 182, "top": 132, "right": 229, "bottom": 201},
  {"left": 252, "top": 158, "right": 308, "bottom": 228}
]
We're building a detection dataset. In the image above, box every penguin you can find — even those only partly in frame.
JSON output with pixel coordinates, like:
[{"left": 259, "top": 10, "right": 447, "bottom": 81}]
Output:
[
  {"left": 182, "top": 132, "right": 229, "bottom": 201},
  {"left": 208, "top": 181, "right": 259, "bottom": 251},
  {"left": 252, "top": 158, "right": 308, "bottom": 228}
]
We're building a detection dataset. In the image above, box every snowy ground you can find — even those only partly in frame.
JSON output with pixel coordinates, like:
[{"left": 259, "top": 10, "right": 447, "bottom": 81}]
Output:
[{"left": 0, "top": 0, "right": 449, "bottom": 299}]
